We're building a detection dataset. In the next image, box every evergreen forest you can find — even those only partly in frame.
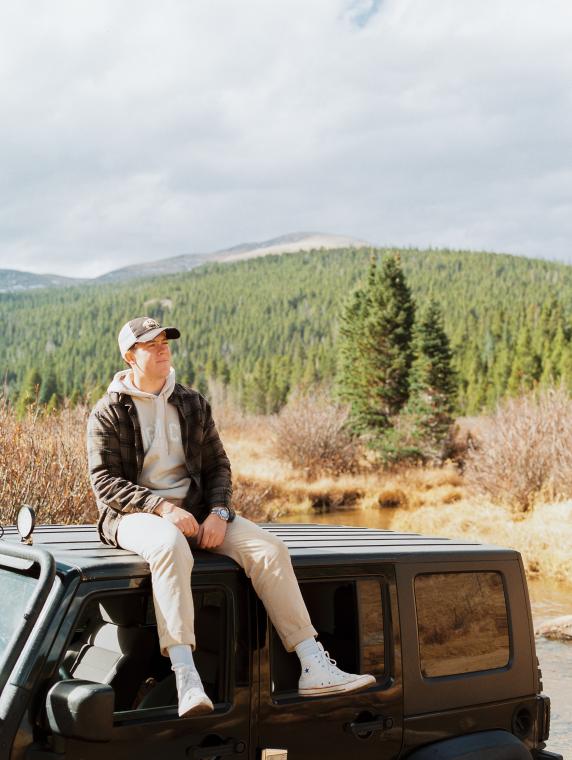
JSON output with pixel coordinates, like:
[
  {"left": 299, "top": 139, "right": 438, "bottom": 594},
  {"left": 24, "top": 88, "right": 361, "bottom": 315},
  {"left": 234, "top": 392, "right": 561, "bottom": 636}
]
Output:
[{"left": 2, "top": 245, "right": 572, "bottom": 416}]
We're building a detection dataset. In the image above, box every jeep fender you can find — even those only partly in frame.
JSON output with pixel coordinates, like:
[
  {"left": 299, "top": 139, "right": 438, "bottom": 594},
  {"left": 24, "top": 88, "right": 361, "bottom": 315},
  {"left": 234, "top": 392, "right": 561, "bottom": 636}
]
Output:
[{"left": 405, "top": 730, "right": 532, "bottom": 760}]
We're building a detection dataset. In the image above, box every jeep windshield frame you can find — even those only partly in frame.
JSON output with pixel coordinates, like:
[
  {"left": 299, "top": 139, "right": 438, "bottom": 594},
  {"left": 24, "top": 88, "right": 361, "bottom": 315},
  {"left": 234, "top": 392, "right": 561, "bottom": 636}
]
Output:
[{"left": 0, "top": 540, "right": 55, "bottom": 695}]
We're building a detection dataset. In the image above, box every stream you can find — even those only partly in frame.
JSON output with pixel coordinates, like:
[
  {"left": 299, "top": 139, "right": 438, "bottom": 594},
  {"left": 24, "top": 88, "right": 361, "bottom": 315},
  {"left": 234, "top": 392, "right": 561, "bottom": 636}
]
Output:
[
  {"left": 280, "top": 509, "right": 571, "bottom": 756},
  {"left": 529, "top": 581, "right": 571, "bottom": 757}
]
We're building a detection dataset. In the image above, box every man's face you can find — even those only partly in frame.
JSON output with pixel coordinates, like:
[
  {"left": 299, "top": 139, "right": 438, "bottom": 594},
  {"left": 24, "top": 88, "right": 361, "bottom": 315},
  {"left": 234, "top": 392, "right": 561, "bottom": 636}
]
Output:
[{"left": 126, "top": 331, "right": 172, "bottom": 380}]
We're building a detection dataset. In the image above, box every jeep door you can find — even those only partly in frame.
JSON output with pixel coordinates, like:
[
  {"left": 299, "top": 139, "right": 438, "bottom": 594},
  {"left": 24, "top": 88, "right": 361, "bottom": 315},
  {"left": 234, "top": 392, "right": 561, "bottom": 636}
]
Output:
[
  {"left": 38, "top": 568, "right": 254, "bottom": 760},
  {"left": 256, "top": 564, "right": 403, "bottom": 760}
]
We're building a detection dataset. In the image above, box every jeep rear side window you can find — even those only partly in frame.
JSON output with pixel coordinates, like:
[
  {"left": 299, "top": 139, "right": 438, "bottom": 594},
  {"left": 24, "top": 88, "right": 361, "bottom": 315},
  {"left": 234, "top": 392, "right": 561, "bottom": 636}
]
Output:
[
  {"left": 270, "top": 578, "right": 385, "bottom": 695},
  {"left": 415, "top": 572, "right": 510, "bottom": 678},
  {"left": 0, "top": 567, "right": 38, "bottom": 662}
]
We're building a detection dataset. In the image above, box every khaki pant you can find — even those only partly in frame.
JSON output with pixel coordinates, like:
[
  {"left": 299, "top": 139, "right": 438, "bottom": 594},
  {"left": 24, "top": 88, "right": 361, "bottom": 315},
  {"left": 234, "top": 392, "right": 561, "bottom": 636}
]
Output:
[{"left": 116, "top": 510, "right": 317, "bottom": 656}]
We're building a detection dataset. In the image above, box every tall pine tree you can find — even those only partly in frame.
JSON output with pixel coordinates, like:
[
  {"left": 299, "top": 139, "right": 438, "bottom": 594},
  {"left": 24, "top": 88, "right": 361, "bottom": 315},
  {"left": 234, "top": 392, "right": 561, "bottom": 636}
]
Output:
[
  {"left": 391, "top": 300, "right": 457, "bottom": 463},
  {"left": 16, "top": 368, "right": 42, "bottom": 417},
  {"left": 39, "top": 368, "right": 60, "bottom": 408},
  {"left": 336, "top": 254, "right": 415, "bottom": 444},
  {"left": 336, "top": 285, "right": 370, "bottom": 427},
  {"left": 507, "top": 325, "right": 542, "bottom": 395}
]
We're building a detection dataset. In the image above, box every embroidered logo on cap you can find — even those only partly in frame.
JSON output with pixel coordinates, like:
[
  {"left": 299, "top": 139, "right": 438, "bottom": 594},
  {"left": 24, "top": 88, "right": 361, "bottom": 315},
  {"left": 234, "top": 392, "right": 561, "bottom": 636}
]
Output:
[{"left": 142, "top": 318, "right": 160, "bottom": 330}]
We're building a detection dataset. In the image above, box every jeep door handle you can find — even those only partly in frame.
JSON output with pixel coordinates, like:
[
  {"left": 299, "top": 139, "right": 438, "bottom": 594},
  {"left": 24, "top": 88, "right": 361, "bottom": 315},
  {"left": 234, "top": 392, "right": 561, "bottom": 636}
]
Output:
[
  {"left": 345, "top": 715, "right": 393, "bottom": 738},
  {"left": 187, "top": 739, "right": 246, "bottom": 759}
]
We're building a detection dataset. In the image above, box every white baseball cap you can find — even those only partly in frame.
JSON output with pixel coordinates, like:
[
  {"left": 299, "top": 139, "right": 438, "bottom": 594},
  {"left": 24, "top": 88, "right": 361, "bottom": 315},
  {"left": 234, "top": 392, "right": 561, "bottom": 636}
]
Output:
[{"left": 118, "top": 316, "right": 180, "bottom": 358}]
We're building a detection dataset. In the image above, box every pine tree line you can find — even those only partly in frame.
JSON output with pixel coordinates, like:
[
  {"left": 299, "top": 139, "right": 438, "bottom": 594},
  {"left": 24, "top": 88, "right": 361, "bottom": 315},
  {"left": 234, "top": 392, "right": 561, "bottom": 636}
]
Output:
[{"left": 3, "top": 245, "right": 572, "bottom": 416}]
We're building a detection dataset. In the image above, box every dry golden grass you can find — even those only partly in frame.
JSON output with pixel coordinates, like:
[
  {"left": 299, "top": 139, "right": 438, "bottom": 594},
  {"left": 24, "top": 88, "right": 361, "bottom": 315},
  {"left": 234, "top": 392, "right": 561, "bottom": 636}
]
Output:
[
  {"left": 226, "top": 413, "right": 464, "bottom": 517},
  {"left": 0, "top": 400, "right": 96, "bottom": 526},
  {"left": 221, "top": 408, "right": 466, "bottom": 515},
  {"left": 220, "top": 414, "right": 571, "bottom": 586},
  {"left": 391, "top": 498, "right": 572, "bottom": 585},
  {"left": 1, "top": 398, "right": 570, "bottom": 589}
]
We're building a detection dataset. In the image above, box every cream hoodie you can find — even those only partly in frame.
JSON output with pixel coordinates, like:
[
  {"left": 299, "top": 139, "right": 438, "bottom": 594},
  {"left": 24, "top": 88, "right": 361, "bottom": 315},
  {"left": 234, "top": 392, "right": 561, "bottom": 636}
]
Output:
[{"left": 107, "top": 367, "right": 191, "bottom": 500}]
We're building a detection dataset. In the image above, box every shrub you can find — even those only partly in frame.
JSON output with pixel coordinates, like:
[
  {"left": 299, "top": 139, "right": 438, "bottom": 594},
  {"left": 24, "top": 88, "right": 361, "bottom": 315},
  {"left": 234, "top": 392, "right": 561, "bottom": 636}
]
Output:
[
  {"left": 231, "top": 476, "right": 281, "bottom": 521},
  {"left": 464, "top": 385, "right": 572, "bottom": 511},
  {"left": 206, "top": 379, "right": 249, "bottom": 434},
  {"left": 0, "top": 398, "right": 96, "bottom": 526},
  {"left": 269, "top": 391, "right": 361, "bottom": 480},
  {"left": 377, "top": 487, "right": 408, "bottom": 509}
]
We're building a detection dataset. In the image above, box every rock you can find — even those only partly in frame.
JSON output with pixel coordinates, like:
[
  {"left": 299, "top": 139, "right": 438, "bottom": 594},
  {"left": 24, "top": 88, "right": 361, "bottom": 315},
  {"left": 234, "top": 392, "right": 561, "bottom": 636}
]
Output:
[{"left": 535, "top": 615, "right": 572, "bottom": 641}]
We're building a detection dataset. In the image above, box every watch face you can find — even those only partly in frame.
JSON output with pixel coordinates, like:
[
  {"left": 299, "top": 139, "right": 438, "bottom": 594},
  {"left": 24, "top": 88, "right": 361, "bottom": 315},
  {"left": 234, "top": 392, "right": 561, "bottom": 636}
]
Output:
[{"left": 215, "top": 507, "right": 230, "bottom": 520}]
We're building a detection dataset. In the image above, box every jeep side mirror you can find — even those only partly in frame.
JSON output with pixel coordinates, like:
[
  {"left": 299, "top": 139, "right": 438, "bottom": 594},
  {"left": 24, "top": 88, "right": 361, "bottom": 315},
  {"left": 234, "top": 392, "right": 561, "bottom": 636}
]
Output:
[{"left": 46, "top": 679, "right": 114, "bottom": 742}]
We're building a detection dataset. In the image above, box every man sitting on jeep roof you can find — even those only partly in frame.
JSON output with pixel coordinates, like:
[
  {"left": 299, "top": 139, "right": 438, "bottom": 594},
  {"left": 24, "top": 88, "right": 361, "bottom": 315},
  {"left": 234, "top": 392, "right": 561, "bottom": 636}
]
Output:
[{"left": 86, "top": 316, "right": 375, "bottom": 718}]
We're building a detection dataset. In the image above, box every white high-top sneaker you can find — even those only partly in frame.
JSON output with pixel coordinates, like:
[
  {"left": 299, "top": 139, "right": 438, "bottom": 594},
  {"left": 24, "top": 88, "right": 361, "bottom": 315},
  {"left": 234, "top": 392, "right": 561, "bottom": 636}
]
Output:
[
  {"left": 172, "top": 665, "right": 214, "bottom": 717},
  {"left": 298, "top": 642, "right": 376, "bottom": 697}
]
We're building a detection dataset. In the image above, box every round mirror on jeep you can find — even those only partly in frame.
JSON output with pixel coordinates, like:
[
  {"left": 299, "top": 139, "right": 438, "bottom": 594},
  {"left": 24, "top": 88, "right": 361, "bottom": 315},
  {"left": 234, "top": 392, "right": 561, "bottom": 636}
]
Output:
[{"left": 17, "top": 505, "right": 36, "bottom": 543}]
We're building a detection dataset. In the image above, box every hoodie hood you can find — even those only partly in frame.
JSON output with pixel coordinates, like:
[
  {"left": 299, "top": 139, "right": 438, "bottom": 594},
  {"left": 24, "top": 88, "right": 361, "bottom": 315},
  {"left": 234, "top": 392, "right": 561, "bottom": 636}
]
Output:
[
  {"left": 107, "top": 367, "right": 176, "bottom": 399},
  {"left": 106, "top": 366, "right": 190, "bottom": 500}
]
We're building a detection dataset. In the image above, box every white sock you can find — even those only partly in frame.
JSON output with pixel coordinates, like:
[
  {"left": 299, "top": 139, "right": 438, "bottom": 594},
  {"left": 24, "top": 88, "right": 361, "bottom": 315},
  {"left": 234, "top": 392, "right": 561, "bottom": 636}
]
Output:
[
  {"left": 168, "top": 644, "right": 196, "bottom": 671},
  {"left": 295, "top": 637, "right": 321, "bottom": 664}
]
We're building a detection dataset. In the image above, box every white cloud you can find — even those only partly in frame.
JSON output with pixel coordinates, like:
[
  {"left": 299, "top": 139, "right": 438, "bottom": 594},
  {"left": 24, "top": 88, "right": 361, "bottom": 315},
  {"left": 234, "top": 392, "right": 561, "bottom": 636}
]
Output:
[{"left": 0, "top": 0, "right": 571, "bottom": 276}]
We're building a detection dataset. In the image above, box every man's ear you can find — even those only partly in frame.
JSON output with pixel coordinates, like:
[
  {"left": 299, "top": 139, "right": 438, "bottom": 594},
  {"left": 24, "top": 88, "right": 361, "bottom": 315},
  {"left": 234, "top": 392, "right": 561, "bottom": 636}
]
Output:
[{"left": 124, "top": 349, "right": 135, "bottom": 367}]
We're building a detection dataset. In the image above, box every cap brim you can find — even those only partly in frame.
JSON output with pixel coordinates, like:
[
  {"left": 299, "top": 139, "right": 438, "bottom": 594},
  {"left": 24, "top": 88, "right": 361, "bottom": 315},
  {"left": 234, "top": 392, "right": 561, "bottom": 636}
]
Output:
[{"left": 137, "top": 326, "right": 180, "bottom": 343}]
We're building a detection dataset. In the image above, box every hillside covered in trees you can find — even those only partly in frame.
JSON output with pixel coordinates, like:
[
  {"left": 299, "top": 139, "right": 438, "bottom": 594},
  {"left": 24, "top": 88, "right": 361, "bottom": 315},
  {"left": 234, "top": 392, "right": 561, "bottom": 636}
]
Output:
[{"left": 2, "top": 246, "right": 572, "bottom": 415}]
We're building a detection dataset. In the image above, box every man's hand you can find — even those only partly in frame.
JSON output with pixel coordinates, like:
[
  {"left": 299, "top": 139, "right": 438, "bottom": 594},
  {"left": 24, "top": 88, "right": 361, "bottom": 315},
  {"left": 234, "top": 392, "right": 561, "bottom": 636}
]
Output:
[
  {"left": 196, "top": 513, "right": 228, "bottom": 549},
  {"left": 154, "top": 501, "right": 199, "bottom": 537}
]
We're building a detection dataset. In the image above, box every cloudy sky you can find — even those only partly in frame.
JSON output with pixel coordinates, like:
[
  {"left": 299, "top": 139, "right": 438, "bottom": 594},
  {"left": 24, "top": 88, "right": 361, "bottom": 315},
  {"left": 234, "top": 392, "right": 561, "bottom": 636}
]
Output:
[{"left": 0, "top": 0, "right": 571, "bottom": 277}]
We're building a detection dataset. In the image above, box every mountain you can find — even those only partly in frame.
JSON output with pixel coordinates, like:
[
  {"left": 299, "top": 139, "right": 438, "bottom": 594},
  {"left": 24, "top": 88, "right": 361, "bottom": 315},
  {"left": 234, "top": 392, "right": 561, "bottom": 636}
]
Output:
[
  {"left": 90, "top": 231, "right": 371, "bottom": 283},
  {"left": 95, "top": 253, "right": 210, "bottom": 283},
  {"left": 0, "top": 269, "right": 83, "bottom": 293},
  {"left": 213, "top": 231, "right": 371, "bottom": 262},
  {"left": 0, "top": 232, "right": 371, "bottom": 292}
]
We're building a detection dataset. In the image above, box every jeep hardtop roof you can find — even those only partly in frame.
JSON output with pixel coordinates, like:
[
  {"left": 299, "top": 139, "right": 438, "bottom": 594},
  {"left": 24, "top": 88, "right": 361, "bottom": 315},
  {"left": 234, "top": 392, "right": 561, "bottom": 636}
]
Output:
[{"left": 0, "top": 523, "right": 518, "bottom": 581}]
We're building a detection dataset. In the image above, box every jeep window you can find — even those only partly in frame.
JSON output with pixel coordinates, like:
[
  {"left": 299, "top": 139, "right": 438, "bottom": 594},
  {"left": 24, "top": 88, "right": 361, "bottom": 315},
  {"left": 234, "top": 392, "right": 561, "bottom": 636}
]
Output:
[
  {"left": 357, "top": 578, "right": 385, "bottom": 674},
  {"left": 415, "top": 571, "right": 510, "bottom": 678},
  {"left": 270, "top": 578, "right": 385, "bottom": 695},
  {"left": 0, "top": 566, "right": 38, "bottom": 663},
  {"left": 58, "top": 586, "right": 228, "bottom": 715}
]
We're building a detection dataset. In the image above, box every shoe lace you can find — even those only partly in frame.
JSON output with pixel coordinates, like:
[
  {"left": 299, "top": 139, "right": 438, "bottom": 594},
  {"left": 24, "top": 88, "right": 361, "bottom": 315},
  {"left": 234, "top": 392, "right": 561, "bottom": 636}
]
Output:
[
  {"left": 174, "top": 666, "right": 202, "bottom": 692},
  {"left": 317, "top": 643, "right": 338, "bottom": 673}
]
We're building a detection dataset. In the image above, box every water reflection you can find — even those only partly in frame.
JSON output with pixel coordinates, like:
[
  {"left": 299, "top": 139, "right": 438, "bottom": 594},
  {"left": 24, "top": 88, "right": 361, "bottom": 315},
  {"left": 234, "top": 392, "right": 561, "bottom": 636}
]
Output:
[
  {"left": 535, "top": 637, "right": 571, "bottom": 755},
  {"left": 279, "top": 509, "right": 571, "bottom": 756},
  {"left": 529, "top": 581, "right": 572, "bottom": 757}
]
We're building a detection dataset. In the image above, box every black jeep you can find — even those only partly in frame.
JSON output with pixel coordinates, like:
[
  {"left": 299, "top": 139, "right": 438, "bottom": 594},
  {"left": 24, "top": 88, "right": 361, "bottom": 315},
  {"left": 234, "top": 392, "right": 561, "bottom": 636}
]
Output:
[{"left": 0, "top": 517, "right": 563, "bottom": 760}]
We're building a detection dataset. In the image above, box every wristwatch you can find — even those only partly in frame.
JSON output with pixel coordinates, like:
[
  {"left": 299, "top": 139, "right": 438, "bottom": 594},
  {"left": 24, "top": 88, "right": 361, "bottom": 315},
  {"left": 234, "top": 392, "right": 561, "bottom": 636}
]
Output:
[{"left": 210, "top": 506, "right": 235, "bottom": 522}]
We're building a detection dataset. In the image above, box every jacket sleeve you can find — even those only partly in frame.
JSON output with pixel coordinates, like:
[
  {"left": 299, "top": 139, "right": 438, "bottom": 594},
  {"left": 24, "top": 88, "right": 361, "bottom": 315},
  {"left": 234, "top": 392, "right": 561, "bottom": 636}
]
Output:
[
  {"left": 87, "top": 408, "right": 164, "bottom": 515},
  {"left": 200, "top": 399, "right": 233, "bottom": 509}
]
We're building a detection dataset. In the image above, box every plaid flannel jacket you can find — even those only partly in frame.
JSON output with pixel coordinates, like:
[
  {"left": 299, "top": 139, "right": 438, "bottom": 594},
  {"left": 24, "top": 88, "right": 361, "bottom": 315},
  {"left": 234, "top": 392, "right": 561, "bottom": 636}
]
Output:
[{"left": 86, "top": 383, "right": 232, "bottom": 547}]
